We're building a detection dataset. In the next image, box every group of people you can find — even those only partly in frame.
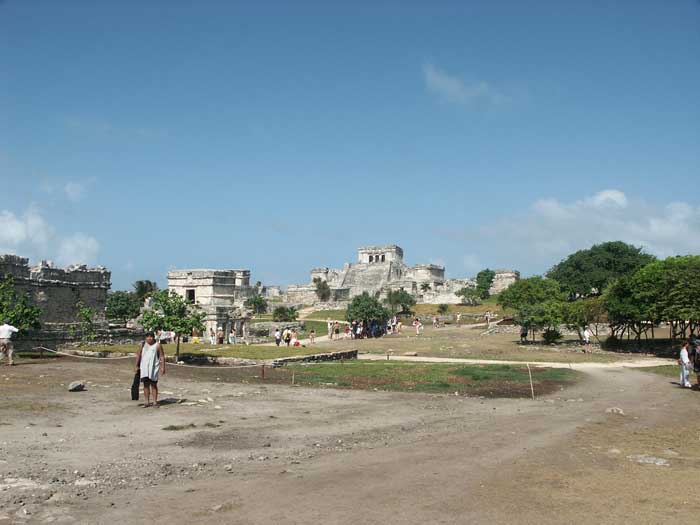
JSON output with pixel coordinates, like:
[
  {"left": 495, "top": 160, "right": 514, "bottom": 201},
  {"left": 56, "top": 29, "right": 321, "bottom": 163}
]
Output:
[
  {"left": 274, "top": 327, "right": 304, "bottom": 347},
  {"left": 679, "top": 338, "right": 700, "bottom": 388}
]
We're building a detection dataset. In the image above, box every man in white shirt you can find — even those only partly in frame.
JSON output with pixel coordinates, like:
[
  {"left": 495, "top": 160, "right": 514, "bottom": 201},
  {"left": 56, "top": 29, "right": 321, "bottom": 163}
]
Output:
[{"left": 0, "top": 320, "right": 19, "bottom": 366}]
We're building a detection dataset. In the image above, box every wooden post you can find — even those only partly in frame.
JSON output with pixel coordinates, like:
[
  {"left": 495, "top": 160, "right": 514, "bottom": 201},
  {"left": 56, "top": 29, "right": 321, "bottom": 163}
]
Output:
[
  {"left": 526, "top": 363, "right": 535, "bottom": 401},
  {"left": 261, "top": 364, "right": 265, "bottom": 380}
]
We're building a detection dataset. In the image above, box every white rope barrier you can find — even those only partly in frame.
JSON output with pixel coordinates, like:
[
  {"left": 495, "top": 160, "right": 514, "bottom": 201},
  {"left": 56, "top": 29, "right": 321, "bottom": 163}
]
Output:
[{"left": 31, "top": 346, "right": 274, "bottom": 370}]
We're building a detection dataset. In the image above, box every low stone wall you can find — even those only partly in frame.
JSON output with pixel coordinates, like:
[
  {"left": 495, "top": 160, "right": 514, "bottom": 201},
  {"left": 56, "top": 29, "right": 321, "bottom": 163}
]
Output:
[{"left": 272, "top": 349, "right": 358, "bottom": 367}]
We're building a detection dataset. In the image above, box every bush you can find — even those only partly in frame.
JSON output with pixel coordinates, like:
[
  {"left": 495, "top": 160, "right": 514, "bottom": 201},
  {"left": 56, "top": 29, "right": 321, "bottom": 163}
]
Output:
[
  {"left": 437, "top": 304, "right": 449, "bottom": 315},
  {"left": 542, "top": 329, "right": 563, "bottom": 344},
  {"left": 273, "top": 306, "right": 298, "bottom": 322}
]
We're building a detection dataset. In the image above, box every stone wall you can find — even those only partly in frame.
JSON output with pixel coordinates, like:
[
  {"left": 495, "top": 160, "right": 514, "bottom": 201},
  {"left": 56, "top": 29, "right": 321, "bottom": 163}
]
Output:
[{"left": 489, "top": 270, "right": 520, "bottom": 295}]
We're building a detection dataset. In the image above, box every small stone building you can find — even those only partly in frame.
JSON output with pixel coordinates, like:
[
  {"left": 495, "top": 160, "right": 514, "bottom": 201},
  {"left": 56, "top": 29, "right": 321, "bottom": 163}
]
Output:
[
  {"left": 167, "top": 268, "right": 255, "bottom": 337},
  {"left": 0, "top": 254, "right": 110, "bottom": 327},
  {"left": 489, "top": 270, "right": 520, "bottom": 295}
]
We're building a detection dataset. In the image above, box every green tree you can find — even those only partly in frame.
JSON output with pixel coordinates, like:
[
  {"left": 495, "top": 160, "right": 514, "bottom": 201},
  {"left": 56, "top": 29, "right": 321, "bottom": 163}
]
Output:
[
  {"left": 475, "top": 269, "right": 496, "bottom": 299},
  {"left": 244, "top": 294, "right": 268, "bottom": 314},
  {"left": 75, "top": 301, "right": 97, "bottom": 342},
  {"left": 272, "top": 306, "right": 298, "bottom": 322},
  {"left": 499, "top": 277, "right": 566, "bottom": 342},
  {"left": 437, "top": 304, "right": 449, "bottom": 315},
  {"left": 455, "top": 287, "right": 481, "bottom": 306},
  {"left": 547, "top": 241, "right": 655, "bottom": 299},
  {"left": 132, "top": 280, "right": 158, "bottom": 302},
  {"left": 562, "top": 296, "right": 606, "bottom": 340},
  {"left": 313, "top": 277, "right": 332, "bottom": 302},
  {"left": 346, "top": 292, "right": 390, "bottom": 323},
  {"left": 420, "top": 283, "right": 431, "bottom": 293},
  {"left": 384, "top": 289, "right": 416, "bottom": 313},
  {"left": 0, "top": 275, "right": 41, "bottom": 332},
  {"left": 106, "top": 291, "right": 141, "bottom": 324},
  {"left": 141, "top": 290, "right": 206, "bottom": 360}
]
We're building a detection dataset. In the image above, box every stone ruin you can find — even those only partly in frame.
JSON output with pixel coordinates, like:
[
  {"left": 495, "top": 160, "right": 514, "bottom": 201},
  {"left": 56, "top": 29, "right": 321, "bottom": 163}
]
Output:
[
  {"left": 0, "top": 254, "right": 114, "bottom": 349},
  {"left": 285, "top": 245, "right": 518, "bottom": 305},
  {"left": 167, "top": 268, "right": 257, "bottom": 337}
]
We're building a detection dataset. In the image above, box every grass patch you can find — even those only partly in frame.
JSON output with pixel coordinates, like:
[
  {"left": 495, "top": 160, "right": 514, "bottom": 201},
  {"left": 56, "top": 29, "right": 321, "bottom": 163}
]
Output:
[
  {"left": 303, "top": 309, "right": 347, "bottom": 321},
  {"left": 286, "top": 361, "right": 578, "bottom": 397}
]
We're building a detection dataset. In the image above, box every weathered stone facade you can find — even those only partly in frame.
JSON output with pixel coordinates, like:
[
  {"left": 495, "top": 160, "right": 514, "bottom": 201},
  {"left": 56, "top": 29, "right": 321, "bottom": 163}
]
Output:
[
  {"left": 287, "top": 245, "right": 474, "bottom": 305},
  {"left": 167, "top": 268, "right": 256, "bottom": 335},
  {"left": 1, "top": 254, "right": 110, "bottom": 327},
  {"left": 489, "top": 270, "right": 520, "bottom": 295}
]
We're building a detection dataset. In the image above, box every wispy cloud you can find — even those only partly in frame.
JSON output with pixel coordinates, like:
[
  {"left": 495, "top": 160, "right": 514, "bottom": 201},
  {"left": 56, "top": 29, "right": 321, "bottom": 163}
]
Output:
[
  {"left": 422, "top": 63, "right": 507, "bottom": 107},
  {"left": 449, "top": 189, "right": 700, "bottom": 275}
]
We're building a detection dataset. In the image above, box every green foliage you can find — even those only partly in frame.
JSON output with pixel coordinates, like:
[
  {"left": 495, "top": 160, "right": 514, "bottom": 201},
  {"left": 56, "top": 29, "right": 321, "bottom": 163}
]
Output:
[
  {"left": 106, "top": 291, "right": 141, "bottom": 323},
  {"left": 455, "top": 287, "right": 481, "bottom": 306},
  {"left": 244, "top": 294, "right": 268, "bottom": 314},
  {"left": 132, "top": 280, "right": 158, "bottom": 302},
  {"left": 476, "top": 269, "right": 496, "bottom": 299},
  {"left": 547, "top": 241, "right": 655, "bottom": 299},
  {"left": 384, "top": 289, "right": 416, "bottom": 314},
  {"left": 420, "top": 283, "right": 431, "bottom": 292},
  {"left": 542, "top": 329, "right": 563, "bottom": 344},
  {"left": 0, "top": 275, "right": 41, "bottom": 332},
  {"left": 75, "top": 301, "right": 97, "bottom": 342},
  {"left": 562, "top": 296, "right": 606, "bottom": 336},
  {"left": 498, "top": 276, "right": 566, "bottom": 338},
  {"left": 603, "top": 255, "right": 700, "bottom": 340},
  {"left": 272, "top": 306, "right": 298, "bottom": 322},
  {"left": 141, "top": 290, "right": 206, "bottom": 337},
  {"left": 313, "top": 277, "right": 332, "bottom": 302},
  {"left": 437, "top": 304, "right": 450, "bottom": 315},
  {"left": 346, "top": 292, "right": 391, "bottom": 323}
]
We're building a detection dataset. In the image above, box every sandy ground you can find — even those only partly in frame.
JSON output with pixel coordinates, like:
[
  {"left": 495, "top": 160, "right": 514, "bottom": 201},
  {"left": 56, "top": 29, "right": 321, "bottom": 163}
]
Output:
[{"left": 1, "top": 356, "right": 698, "bottom": 524}]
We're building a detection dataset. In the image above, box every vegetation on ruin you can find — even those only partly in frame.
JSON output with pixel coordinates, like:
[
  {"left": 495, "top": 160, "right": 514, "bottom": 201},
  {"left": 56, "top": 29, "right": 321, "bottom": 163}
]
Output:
[
  {"left": 475, "top": 269, "right": 496, "bottom": 299},
  {"left": 313, "top": 277, "right": 332, "bottom": 302},
  {"left": 106, "top": 291, "right": 141, "bottom": 323},
  {"left": 346, "top": 292, "right": 390, "bottom": 323},
  {"left": 437, "top": 304, "right": 449, "bottom": 315},
  {"left": 75, "top": 301, "right": 97, "bottom": 342},
  {"left": 244, "top": 294, "right": 268, "bottom": 314},
  {"left": 0, "top": 275, "right": 41, "bottom": 332},
  {"left": 455, "top": 286, "right": 482, "bottom": 306}
]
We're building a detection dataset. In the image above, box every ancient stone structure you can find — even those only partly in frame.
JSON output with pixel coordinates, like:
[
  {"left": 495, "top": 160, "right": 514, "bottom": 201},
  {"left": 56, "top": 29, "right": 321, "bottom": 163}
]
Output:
[
  {"left": 287, "top": 245, "right": 475, "bottom": 305},
  {"left": 167, "top": 268, "right": 256, "bottom": 336},
  {"left": 0, "top": 254, "right": 110, "bottom": 327},
  {"left": 489, "top": 270, "right": 520, "bottom": 295}
]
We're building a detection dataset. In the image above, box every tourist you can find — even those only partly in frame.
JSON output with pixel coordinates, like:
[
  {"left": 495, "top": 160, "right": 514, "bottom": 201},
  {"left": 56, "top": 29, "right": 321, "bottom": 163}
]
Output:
[
  {"left": 413, "top": 318, "right": 422, "bottom": 335},
  {"left": 274, "top": 328, "right": 281, "bottom": 346},
  {"left": 582, "top": 326, "right": 592, "bottom": 353},
  {"left": 283, "top": 327, "right": 292, "bottom": 347},
  {"left": 0, "top": 319, "right": 19, "bottom": 366},
  {"left": 456, "top": 312, "right": 462, "bottom": 324},
  {"left": 135, "top": 332, "right": 166, "bottom": 407},
  {"left": 351, "top": 320, "right": 357, "bottom": 339},
  {"left": 679, "top": 339, "right": 692, "bottom": 388},
  {"left": 209, "top": 328, "right": 216, "bottom": 345},
  {"left": 333, "top": 321, "right": 340, "bottom": 340},
  {"left": 228, "top": 327, "right": 237, "bottom": 345},
  {"left": 520, "top": 325, "right": 529, "bottom": 344},
  {"left": 309, "top": 329, "right": 316, "bottom": 344},
  {"left": 216, "top": 327, "right": 224, "bottom": 345},
  {"left": 691, "top": 339, "right": 700, "bottom": 389},
  {"left": 291, "top": 329, "right": 300, "bottom": 347},
  {"left": 344, "top": 324, "right": 350, "bottom": 339},
  {"left": 327, "top": 319, "right": 333, "bottom": 340},
  {"left": 485, "top": 311, "right": 492, "bottom": 327},
  {"left": 433, "top": 315, "right": 439, "bottom": 328}
]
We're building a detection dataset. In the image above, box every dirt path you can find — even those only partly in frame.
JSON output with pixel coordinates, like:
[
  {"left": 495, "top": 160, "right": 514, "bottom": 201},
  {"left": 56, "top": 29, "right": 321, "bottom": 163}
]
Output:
[{"left": 1, "top": 358, "right": 697, "bottom": 524}]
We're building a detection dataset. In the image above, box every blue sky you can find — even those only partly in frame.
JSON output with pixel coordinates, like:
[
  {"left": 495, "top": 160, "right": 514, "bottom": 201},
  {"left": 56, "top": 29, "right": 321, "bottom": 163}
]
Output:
[{"left": 1, "top": 1, "right": 699, "bottom": 290}]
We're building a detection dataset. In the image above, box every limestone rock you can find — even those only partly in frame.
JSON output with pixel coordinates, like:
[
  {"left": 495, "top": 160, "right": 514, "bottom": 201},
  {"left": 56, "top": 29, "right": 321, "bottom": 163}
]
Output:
[{"left": 68, "top": 381, "right": 86, "bottom": 392}]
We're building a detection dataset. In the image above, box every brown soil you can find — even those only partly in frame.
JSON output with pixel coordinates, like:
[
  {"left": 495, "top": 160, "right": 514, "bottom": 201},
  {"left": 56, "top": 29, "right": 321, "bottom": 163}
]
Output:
[{"left": 0, "top": 357, "right": 697, "bottom": 524}]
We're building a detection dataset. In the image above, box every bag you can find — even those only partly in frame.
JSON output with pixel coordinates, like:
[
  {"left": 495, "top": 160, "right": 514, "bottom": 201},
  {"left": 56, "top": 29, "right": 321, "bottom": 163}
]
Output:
[{"left": 131, "top": 372, "right": 140, "bottom": 401}]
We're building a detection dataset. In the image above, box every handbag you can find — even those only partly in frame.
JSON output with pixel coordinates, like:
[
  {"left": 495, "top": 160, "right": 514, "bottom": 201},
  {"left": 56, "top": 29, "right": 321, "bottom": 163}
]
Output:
[{"left": 131, "top": 372, "right": 140, "bottom": 401}]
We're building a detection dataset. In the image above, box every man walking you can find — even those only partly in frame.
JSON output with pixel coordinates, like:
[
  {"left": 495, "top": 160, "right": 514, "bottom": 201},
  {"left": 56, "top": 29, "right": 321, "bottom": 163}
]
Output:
[{"left": 0, "top": 320, "right": 19, "bottom": 366}]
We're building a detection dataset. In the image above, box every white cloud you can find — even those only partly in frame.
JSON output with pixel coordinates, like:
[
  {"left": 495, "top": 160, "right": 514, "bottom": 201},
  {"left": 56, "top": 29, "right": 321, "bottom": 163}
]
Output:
[
  {"left": 64, "top": 181, "right": 86, "bottom": 202},
  {"left": 0, "top": 205, "right": 100, "bottom": 267},
  {"left": 57, "top": 233, "right": 100, "bottom": 267},
  {"left": 422, "top": 63, "right": 506, "bottom": 107},
  {"left": 454, "top": 189, "right": 700, "bottom": 275}
]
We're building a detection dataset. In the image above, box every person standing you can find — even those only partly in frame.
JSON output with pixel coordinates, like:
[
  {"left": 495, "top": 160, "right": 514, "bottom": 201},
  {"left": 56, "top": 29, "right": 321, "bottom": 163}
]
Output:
[
  {"left": 209, "top": 328, "right": 216, "bottom": 345},
  {"left": 0, "top": 320, "right": 19, "bottom": 366},
  {"left": 679, "top": 340, "right": 692, "bottom": 388},
  {"left": 309, "top": 329, "right": 316, "bottom": 344},
  {"left": 228, "top": 327, "right": 237, "bottom": 345},
  {"left": 216, "top": 327, "right": 225, "bottom": 345},
  {"left": 485, "top": 311, "right": 492, "bottom": 327},
  {"left": 274, "top": 328, "right": 281, "bottom": 347},
  {"left": 135, "top": 332, "right": 166, "bottom": 407},
  {"left": 582, "top": 326, "right": 592, "bottom": 353}
]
